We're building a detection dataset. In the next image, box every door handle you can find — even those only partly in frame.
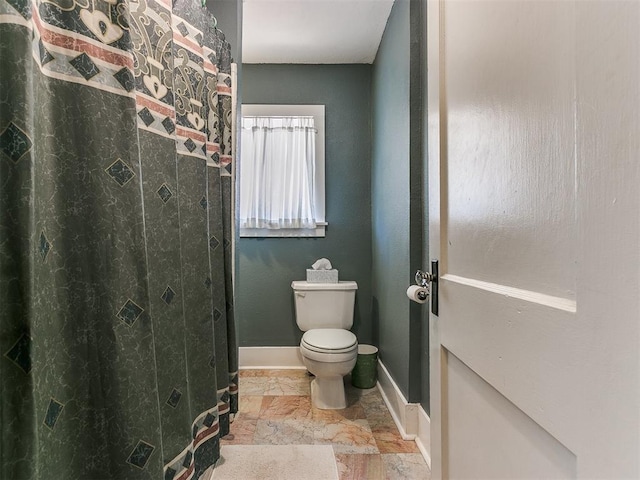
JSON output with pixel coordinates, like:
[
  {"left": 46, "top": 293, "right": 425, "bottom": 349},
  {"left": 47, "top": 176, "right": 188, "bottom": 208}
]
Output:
[{"left": 415, "top": 260, "right": 439, "bottom": 316}]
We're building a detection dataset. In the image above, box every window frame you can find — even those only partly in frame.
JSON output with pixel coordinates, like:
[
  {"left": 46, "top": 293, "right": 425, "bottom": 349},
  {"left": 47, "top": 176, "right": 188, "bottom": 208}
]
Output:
[{"left": 239, "top": 104, "right": 326, "bottom": 238}]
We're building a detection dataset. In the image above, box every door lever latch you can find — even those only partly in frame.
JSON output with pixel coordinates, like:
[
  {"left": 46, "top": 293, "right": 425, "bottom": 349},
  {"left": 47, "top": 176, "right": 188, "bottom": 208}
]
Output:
[{"left": 415, "top": 260, "right": 439, "bottom": 316}]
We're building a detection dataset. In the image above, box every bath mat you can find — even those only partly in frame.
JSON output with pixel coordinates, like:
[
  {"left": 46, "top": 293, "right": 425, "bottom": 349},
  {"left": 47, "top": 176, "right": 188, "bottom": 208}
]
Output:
[{"left": 210, "top": 445, "right": 339, "bottom": 480}]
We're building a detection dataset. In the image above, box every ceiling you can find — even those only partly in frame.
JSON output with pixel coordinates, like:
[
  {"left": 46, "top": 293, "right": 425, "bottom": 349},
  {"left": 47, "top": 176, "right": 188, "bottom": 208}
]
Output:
[{"left": 242, "top": 0, "right": 394, "bottom": 64}]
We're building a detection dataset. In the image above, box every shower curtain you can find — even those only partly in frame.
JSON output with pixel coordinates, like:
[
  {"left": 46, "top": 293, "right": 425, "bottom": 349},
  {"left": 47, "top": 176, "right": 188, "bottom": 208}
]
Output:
[{"left": 0, "top": 0, "right": 237, "bottom": 477}]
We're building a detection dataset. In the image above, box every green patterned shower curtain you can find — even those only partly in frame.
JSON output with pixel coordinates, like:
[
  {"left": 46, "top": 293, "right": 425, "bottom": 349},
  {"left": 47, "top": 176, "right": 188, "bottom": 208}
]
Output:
[{"left": 0, "top": 0, "right": 237, "bottom": 477}]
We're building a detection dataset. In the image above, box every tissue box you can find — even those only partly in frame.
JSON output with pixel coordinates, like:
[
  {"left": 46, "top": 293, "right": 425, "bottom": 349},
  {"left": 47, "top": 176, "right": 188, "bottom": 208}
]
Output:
[{"left": 306, "top": 269, "right": 339, "bottom": 283}]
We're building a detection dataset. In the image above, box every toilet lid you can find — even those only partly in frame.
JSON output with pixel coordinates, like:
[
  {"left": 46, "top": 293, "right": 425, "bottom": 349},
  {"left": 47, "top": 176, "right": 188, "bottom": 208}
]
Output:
[{"left": 301, "top": 329, "right": 357, "bottom": 353}]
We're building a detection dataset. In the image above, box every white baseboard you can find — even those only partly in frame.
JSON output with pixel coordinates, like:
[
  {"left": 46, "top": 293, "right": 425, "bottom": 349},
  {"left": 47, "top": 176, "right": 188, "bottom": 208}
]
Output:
[
  {"left": 376, "top": 361, "right": 431, "bottom": 468},
  {"left": 239, "top": 346, "right": 305, "bottom": 369},
  {"left": 376, "top": 360, "right": 418, "bottom": 439},
  {"left": 415, "top": 405, "right": 431, "bottom": 469}
]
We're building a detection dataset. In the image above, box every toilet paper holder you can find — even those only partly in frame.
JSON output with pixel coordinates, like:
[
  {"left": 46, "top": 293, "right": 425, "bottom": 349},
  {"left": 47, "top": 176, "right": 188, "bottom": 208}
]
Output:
[
  {"left": 413, "top": 271, "right": 432, "bottom": 302},
  {"left": 415, "top": 269, "right": 435, "bottom": 289}
]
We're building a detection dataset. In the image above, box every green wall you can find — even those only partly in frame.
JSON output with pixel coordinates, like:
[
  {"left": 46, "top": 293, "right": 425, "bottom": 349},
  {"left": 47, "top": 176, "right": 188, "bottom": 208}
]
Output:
[
  {"left": 238, "top": 64, "right": 373, "bottom": 347},
  {"left": 208, "top": 0, "right": 241, "bottom": 61},
  {"left": 371, "top": 0, "right": 424, "bottom": 403}
]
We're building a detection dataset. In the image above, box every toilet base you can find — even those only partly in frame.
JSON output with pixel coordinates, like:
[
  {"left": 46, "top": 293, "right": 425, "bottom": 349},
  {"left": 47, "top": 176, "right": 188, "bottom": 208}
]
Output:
[{"left": 310, "top": 376, "right": 347, "bottom": 409}]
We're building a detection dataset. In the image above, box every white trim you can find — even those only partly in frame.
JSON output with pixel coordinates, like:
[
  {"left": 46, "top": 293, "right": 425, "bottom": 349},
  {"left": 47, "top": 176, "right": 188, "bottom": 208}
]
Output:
[
  {"left": 442, "top": 274, "right": 577, "bottom": 313},
  {"left": 231, "top": 62, "right": 237, "bottom": 293},
  {"left": 376, "top": 361, "right": 432, "bottom": 467},
  {"left": 238, "top": 346, "right": 306, "bottom": 370},
  {"left": 416, "top": 405, "right": 432, "bottom": 469},
  {"left": 375, "top": 360, "right": 418, "bottom": 439},
  {"left": 240, "top": 226, "right": 326, "bottom": 238}
]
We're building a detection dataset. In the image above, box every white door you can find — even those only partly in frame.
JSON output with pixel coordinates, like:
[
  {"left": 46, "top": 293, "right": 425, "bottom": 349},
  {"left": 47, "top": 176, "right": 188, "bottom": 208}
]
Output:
[{"left": 427, "top": 1, "right": 640, "bottom": 478}]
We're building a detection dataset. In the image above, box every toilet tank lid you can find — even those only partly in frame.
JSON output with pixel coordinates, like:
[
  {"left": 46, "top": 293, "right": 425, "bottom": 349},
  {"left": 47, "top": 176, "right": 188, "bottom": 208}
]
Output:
[{"left": 291, "top": 280, "right": 358, "bottom": 291}]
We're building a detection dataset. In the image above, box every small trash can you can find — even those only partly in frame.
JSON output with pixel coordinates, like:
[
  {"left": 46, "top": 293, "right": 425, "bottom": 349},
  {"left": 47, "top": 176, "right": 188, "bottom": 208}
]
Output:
[{"left": 351, "top": 344, "right": 378, "bottom": 389}]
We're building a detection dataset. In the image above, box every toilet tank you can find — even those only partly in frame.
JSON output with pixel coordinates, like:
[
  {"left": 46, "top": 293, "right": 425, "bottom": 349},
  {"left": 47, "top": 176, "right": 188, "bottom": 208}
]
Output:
[{"left": 291, "top": 281, "right": 358, "bottom": 331}]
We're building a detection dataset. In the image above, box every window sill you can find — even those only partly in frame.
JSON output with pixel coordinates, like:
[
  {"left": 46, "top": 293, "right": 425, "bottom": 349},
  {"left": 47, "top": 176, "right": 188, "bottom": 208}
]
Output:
[{"left": 240, "top": 223, "right": 327, "bottom": 238}]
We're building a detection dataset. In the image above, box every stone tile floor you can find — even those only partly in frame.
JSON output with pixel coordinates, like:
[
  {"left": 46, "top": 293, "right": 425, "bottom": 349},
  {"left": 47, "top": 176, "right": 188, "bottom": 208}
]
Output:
[{"left": 221, "top": 369, "right": 431, "bottom": 479}]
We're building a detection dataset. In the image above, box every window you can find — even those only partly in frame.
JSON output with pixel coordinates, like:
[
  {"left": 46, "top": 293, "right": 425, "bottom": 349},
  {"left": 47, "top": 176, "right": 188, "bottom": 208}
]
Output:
[{"left": 239, "top": 105, "right": 326, "bottom": 237}]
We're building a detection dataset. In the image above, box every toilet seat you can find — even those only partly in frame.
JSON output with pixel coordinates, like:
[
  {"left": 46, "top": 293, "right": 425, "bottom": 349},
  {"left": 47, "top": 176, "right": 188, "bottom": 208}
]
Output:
[
  {"left": 301, "top": 329, "right": 357, "bottom": 353},
  {"left": 300, "top": 329, "right": 357, "bottom": 363}
]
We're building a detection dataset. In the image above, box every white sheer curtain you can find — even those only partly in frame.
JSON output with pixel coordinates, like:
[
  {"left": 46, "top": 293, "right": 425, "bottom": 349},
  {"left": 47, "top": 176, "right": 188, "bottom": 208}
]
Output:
[{"left": 240, "top": 116, "right": 317, "bottom": 229}]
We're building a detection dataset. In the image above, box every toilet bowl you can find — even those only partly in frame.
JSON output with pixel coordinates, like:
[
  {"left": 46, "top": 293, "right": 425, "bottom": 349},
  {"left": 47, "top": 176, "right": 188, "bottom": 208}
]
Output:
[
  {"left": 292, "top": 280, "right": 359, "bottom": 410},
  {"left": 300, "top": 329, "right": 357, "bottom": 409}
]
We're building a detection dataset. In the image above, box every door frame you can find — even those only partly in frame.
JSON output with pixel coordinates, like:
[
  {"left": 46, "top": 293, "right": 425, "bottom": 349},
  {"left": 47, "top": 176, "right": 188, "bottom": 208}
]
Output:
[{"left": 426, "top": 0, "right": 445, "bottom": 477}]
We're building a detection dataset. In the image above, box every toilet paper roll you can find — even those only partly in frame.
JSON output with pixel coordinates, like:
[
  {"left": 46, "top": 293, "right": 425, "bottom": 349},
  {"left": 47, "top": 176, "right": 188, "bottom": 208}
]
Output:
[{"left": 406, "top": 285, "right": 429, "bottom": 304}]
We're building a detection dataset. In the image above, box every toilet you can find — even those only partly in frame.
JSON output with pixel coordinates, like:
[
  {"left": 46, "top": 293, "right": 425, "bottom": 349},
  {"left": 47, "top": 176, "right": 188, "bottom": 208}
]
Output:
[{"left": 292, "top": 280, "right": 358, "bottom": 409}]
